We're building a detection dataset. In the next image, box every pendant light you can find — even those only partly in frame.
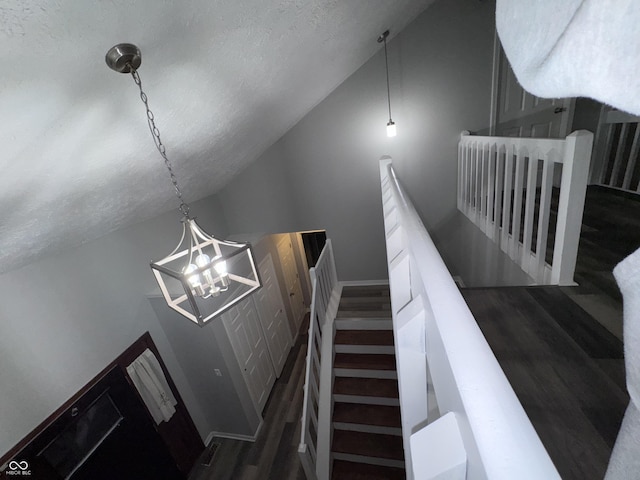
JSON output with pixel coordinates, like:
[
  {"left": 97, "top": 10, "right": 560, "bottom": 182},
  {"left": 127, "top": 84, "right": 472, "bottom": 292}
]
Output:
[
  {"left": 106, "top": 44, "right": 261, "bottom": 326},
  {"left": 378, "top": 30, "right": 396, "bottom": 137}
]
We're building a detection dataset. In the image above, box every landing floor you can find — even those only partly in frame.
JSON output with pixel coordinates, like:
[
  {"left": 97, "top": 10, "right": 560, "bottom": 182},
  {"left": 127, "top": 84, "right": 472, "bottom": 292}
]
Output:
[{"left": 462, "top": 286, "right": 627, "bottom": 480}]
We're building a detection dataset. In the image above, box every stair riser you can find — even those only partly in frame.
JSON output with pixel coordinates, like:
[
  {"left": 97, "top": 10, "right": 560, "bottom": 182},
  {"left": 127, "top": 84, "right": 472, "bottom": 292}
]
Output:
[
  {"left": 333, "top": 394, "right": 399, "bottom": 406},
  {"left": 335, "top": 345, "right": 395, "bottom": 354},
  {"left": 331, "top": 452, "right": 405, "bottom": 469},
  {"left": 333, "top": 422, "right": 402, "bottom": 436}
]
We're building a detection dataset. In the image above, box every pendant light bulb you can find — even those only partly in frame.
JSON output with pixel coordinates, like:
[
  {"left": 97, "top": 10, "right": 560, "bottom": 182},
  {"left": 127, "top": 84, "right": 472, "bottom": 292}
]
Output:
[{"left": 387, "top": 120, "right": 397, "bottom": 138}]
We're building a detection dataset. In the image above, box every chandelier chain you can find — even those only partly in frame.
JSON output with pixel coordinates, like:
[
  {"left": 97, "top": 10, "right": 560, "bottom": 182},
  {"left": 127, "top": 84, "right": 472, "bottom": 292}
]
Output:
[{"left": 129, "top": 65, "right": 191, "bottom": 218}]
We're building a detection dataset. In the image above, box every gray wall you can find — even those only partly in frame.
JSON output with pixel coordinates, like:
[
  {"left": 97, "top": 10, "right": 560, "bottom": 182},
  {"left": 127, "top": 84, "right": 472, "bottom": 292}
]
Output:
[
  {"left": 219, "top": 0, "right": 496, "bottom": 280},
  {"left": 0, "top": 196, "right": 229, "bottom": 458}
]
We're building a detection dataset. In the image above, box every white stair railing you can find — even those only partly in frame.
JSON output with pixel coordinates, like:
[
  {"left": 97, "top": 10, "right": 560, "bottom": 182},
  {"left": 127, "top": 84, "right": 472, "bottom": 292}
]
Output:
[
  {"left": 380, "top": 156, "right": 560, "bottom": 479},
  {"left": 458, "top": 130, "right": 593, "bottom": 285},
  {"left": 298, "top": 239, "right": 338, "bottom": 480}
]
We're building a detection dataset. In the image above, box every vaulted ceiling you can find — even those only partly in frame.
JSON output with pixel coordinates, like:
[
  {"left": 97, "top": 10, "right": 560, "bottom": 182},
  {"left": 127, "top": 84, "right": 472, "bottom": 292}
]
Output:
[{"left": 0, "top": 0, "right": 434, "bottom": 273}]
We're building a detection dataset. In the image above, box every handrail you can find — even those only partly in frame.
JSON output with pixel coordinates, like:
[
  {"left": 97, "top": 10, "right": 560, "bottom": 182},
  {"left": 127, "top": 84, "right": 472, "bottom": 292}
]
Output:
[
  {"left": 298, "top": 239, "right": 338, "bottom": 480},
  {"left": 380, "top": 156, "right": 560, "bottom": 479},
  {"left": 458, "top": 130, "right": 593, "bottom": 285}
]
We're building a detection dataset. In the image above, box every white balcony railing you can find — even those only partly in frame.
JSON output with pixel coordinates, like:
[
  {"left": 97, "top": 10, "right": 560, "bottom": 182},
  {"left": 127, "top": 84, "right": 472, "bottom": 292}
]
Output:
[
  {"left": 458, "top": 130, "right": 593, "bottom": 285},
  {"left": 380, "top": 156, "right": 560, "bottom": 479}
]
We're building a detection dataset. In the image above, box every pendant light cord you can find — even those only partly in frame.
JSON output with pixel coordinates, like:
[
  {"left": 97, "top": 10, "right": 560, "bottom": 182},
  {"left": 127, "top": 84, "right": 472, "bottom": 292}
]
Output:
[
  {"left": 383, "top": 37, "right": 392, "bottom": 121},
  {"left": 128, "top": 64, "right": 191, "bottom": 218}
]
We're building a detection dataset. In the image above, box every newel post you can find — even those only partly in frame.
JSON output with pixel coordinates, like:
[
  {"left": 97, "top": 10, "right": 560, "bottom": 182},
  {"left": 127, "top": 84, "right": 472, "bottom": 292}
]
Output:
[{"left": 551, "top": 130, "right": 594, "bottom": 285}]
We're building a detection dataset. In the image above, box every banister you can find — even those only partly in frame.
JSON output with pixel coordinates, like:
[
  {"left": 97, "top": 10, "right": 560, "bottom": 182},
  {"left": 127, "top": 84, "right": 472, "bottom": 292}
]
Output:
[{"left": 380, "top": 156, "right": 560, "bottom": 479}]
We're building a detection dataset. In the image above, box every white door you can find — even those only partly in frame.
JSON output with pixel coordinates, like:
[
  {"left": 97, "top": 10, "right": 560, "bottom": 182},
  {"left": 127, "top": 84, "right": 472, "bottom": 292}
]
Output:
[
  {"left": 495, "top": 44, "right": 573, "bottom": 138},
  {"left": 254, "top": 254, "right": 292, "bottom": 377},
  {"left": 277, "top": 235, "right": 305, "bottom": 330},
  {"left": 222, "top": 297, "right": 275, "bottom": 413}
]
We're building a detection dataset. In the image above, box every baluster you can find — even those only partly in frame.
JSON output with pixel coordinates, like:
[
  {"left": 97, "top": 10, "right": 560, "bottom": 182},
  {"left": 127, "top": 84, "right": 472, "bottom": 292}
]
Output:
[{"left": 510, "top": 147, "right": 526, "bottom": 260}]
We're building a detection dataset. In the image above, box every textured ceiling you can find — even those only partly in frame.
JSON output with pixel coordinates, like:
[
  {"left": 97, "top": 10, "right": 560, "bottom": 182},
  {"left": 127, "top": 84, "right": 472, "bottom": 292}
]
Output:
[{"left": 0, "top": 0, "right": 433, "bottom": 274}]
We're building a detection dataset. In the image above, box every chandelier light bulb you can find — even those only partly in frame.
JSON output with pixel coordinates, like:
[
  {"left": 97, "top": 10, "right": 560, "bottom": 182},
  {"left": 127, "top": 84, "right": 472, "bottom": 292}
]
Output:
[
  {"left": 214, "top": 258, "right": 230, "bottom": 288},
  {"left": 184, "top": 263, "right": 207, "bottom": 297}
]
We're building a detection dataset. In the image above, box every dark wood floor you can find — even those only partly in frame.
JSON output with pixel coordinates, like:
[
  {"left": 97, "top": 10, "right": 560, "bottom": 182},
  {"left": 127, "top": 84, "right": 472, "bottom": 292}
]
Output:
[
  {"left": 188, "top": 316, "right": 309, "bottom": 480},
  {"left": 459, "top": 185, "right": 640, "bottom": 480},
  {"left": 462, "top": 287, "right": 627, "bottom": 480},
  {"left": 573, "top": 185, "right": 640, "bottom": 304}
]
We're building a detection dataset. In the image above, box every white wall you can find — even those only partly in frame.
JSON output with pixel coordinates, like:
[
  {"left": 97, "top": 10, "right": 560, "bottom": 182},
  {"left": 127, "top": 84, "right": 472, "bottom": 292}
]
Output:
[
  {"left": 219, "top": 0, "right": 496, "bottom": 280},
  {"left": 0, "top": 196, "right": 231, "bottom": 459}
]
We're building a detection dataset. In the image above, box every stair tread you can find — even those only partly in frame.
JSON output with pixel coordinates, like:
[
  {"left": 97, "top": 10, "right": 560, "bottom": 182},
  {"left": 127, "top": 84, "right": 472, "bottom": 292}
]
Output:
[
  {"left": 334, "top": 330, "right": 394, "bottom": 346},
  {"left": 332, "top": 429, "right": 404, "bottom": 460},
  {"left": 333, "top": 402, "right": 401, "bottom": 427},
  {"left": 332, "top": 460, "right": 405, "bottom": 480},
  {"left": 333, "top": 377, "right": 399, "bottom": 398},
  {"left": 334, "top": 353, "right": 396, "bottom": 370},
  {"left": 341, "top": 286, "right": 390, "bottom": 298}
]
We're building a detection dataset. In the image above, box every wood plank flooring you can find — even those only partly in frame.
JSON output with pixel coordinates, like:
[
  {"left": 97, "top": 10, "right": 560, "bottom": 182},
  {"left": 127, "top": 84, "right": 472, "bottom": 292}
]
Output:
[
  {"left": 461, "top": 286, "right": 627, "bottom": 480},
  {"left": 188, "top": 316, "right": 309, "bottom": 480}
]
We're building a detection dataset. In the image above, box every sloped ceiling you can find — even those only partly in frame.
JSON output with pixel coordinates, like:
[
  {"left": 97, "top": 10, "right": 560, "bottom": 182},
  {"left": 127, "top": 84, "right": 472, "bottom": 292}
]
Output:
[{"left": 0, "top": 0, "right": 434, "bottom": 274}]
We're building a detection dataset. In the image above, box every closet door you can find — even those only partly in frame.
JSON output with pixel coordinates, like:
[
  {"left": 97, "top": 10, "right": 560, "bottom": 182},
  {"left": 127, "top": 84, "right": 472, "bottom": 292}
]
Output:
[
  {"left": 222, "top": 297, "right": 275, "bottom": 413},
  {"left": 254, "top": 254, "right": 292, "bottom": 377}
]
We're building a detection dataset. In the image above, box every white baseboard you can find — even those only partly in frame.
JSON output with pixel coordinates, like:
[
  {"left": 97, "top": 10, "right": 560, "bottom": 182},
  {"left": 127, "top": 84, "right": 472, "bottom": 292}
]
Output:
[{"left": 206, "top": 419, "right": 264, "bottom": 444}]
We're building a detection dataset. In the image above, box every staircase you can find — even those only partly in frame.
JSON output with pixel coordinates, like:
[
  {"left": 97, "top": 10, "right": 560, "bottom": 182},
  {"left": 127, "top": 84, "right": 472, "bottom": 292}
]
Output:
[{"left": 330, "top": 285, "right": 405, "bottom": 480}]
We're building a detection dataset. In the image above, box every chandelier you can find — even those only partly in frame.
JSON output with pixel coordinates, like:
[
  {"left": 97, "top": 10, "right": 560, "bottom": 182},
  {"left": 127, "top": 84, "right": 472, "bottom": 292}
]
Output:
[
  {"left": 106, "top": 44, "right": 261, "bottom": 326},
  {"left": 377, "top": 30, "right": 397, "bottom": 137}
]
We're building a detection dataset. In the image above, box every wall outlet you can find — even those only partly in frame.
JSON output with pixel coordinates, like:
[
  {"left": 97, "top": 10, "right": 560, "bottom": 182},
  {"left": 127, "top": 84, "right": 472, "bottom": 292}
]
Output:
[{"left": 214, "top": 369, "right": 222, "bottom": 377}]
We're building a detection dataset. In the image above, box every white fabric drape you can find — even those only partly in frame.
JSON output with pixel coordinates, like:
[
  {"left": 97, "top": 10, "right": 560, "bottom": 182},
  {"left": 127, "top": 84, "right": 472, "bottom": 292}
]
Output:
[
  {"left": 496, "top": 0, "right": 640, "bottom": 116},
  {"left": 606, "top": 248, "right": 640, "bottom": 479},
  {"left": 126, "top": 348, "right": 178, "bottom": 424}
]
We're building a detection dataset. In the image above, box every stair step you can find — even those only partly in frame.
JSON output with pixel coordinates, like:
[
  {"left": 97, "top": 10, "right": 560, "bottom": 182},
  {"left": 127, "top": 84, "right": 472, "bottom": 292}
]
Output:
[
  {"left": 333, "top": 402, "right": 401, "bottom": 428},
  {"left": 332, "top": 460, "right": 405, "bottom": 480},
  {"left": 334, "top": 353, "right": 396, "bottom": 371},
  {"left": 332, "top": 429, "right": 404, "bottom": 461},
  {"left": 335, "top": 330, "right": 394, "bottom": 346},
  {"left": 339, "top": 298, "right": 392, "bottom": 311},
  {"left": 335, "top": 319, "right": 392, "bottom": 331},
  {"left": 341, "top": 285, "right": 390, "bottom": 298},
  {"left": 333, "top": 377, "right": 399, "bottom": 399}
]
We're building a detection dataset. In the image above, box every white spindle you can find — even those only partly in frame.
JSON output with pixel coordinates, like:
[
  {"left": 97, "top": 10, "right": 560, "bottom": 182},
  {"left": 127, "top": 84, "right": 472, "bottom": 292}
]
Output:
[
  {"left": 521, "top": 156, "right": 538, "bottom": 271},
  {"left": 510, "top": 148, "right": 526, "bottom": 261},
  {"left": 486, "top": 143, "right": 497, "bottom": 235},
  {"left": 500, "top": 147, "right": 514, "bottom": 254},
  {"left": 534, "top": 156, "right": 554, "bottom": 283}
]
